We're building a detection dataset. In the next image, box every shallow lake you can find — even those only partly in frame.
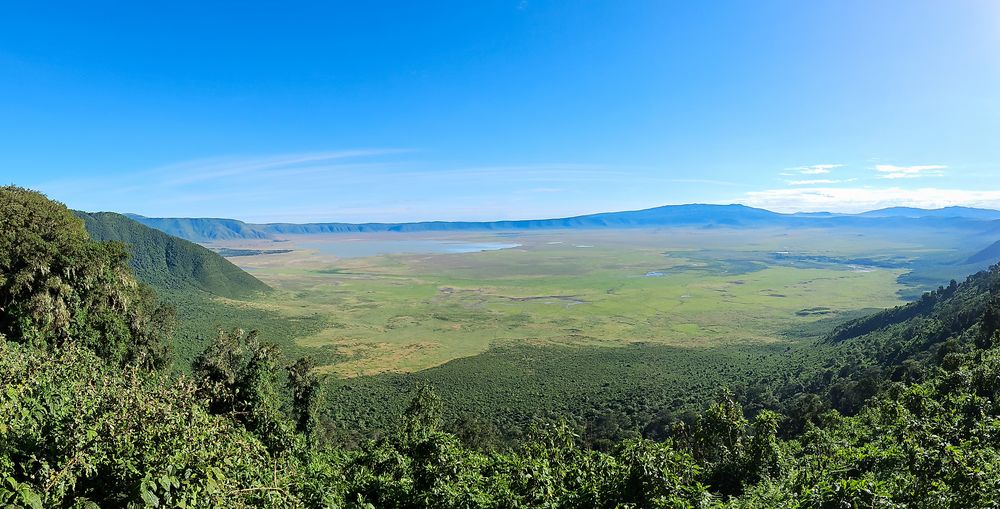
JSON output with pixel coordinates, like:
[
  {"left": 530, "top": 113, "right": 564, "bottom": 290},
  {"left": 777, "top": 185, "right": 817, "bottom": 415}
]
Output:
[{"left": 299, "top": 239, "right": 521, "bottom": 258}]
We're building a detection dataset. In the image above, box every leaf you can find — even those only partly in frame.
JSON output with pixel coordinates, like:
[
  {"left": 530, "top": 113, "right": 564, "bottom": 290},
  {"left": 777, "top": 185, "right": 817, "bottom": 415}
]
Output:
[
  {"left": 17, "top": 485, "right": 43, "bottom": 509},
  {"left": 140, "top": 487, "right": 160, "bottom": 507}
]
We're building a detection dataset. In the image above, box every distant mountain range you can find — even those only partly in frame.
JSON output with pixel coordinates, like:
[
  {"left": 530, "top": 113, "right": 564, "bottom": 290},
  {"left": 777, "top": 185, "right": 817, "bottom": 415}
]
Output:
[
  {"left": 856, "top": 206, "right": 1000, "bottom": 220},
  {"left": 123, "top": 204, "right": 1000, "bottom": 243}
]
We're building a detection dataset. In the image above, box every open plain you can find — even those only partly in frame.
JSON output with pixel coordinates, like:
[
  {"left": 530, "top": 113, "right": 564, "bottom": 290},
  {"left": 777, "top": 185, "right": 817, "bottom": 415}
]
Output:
[{"left": 205, "top": 227, "right": 960, "bottom": 377}]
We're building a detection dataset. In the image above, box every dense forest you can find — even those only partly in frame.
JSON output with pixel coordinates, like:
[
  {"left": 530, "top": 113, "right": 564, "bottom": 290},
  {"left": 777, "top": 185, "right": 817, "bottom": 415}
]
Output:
[
  {"left": 3, "top": 186, "right": 1000, "bottom": 507},
  {"left": 75, "top": 210, "right": 271, "bottom": 299}
]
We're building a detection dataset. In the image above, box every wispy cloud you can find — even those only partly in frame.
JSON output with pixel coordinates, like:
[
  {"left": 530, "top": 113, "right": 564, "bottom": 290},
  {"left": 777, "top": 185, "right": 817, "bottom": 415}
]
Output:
[
  {"left": 156, "top": 149, "right": 407, "bottom": 186},
  {"left": 742, "top": 186, "right": 1000, "bottom": 213},
  {"left": 786, "top": 178, "right": 857, "bottom": 186},
  {"left": 43, "top": 151, "right": 723, "bottom": 222},
  {"left": 792, "top": 164, "right": 843, "bottom": 175},
  {"left": 48, "top": 149, "right": 987, "bottom": 222},
  {"left": 875, "top": 164, "right": 947, "bottom": 179}
]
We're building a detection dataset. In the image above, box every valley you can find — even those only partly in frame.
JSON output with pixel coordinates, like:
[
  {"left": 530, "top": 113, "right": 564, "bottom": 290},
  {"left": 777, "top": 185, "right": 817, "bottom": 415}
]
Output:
[
  {"left": 207, "top": 227, "right": 965, "bottom": 376},
  {"left": 153, "top": 224, "right": 988, "bottom": 445},
  {"left": 9, "top": 4, "right": 1000, "bottom": 503},
  {"left": 102, "top": 208, "right": 1000, "bottom": 445},
  {"left": 8, "top": 188, "right": 1000, "bottom": 505}
]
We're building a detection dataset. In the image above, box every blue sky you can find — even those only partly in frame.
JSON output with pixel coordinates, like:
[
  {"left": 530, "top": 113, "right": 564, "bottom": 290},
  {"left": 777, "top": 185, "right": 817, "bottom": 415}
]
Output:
[{"left": 2, "top": 1, "right": 1000, "bottom": 222}]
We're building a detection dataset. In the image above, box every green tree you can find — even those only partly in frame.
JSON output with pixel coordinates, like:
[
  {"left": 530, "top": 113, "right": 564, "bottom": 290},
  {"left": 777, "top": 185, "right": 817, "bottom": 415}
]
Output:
[
  {"left": 287, "top": 356, "right": 322, "bottom": 441},
  {"left": 403, "top": 383, "right": 443, "bottom": 442},
  {"left": 193, "top": 328, "right": 292, "bottom": 450},
  {"left": 0, "top": 186, "right": 173, "bottom": 369}
]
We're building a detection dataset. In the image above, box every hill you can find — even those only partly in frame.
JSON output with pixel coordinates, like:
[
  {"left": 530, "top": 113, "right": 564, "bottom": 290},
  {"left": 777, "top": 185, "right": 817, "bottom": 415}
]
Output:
[
  {"left": 126, "top": 204, "right": 791, "bottom": 241},
  {"left": 757, "top": 265, "right": 998, "bottom": 424},
  {"left": 858, "top": 205, "right": 1000, "bottom": 220},
  {"left": 967, "top": 239, "right": 1000, "bottom": 265},
  {"left": 127, "top": 204, "right": 1000, "bottom": 243},
  {"left": 262, "top": 204, "right": 790, "bottom": 234},
  {"left": 76, "top": 211, "right": 270, "bottom": 299},
  {"left": 125, "top": 213, "right": 271, "bottom": 241}
]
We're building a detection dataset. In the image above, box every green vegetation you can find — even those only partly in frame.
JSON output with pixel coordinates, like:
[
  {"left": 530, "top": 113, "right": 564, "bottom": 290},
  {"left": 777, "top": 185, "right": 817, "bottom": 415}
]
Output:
[
  {"left": 239, "top": 231, "right": 915, "bottom": 376},
  {"left": 5, "top": 187, "right": 1000, "bottom": 507},
  {"left": 165, "top": 289, "right": 332, "bottom": 372},
  {"left": 212, "top": 248, "right": 294, "bottom": 257},
  {"left": 76, "top": 211, "right": 271, "bottom": 299},
  {"left": 72, "top": 210, "right": 285, "bottom": 369},
  {"left": 324, "top": 342, "right": 829, "bottom": 450},
  {"left": 1, "top": 187, "right": 174, "bottom": 369},
  {"left": 218, "top": 227, "right": 983, "bottom": 443}
]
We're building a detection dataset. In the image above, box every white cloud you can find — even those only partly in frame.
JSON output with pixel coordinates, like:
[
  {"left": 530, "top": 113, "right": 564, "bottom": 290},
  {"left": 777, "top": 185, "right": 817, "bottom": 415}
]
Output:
[
  {"left": 786, "top": 178, "right": 857, "bottom": 186},
  {"left": 742, "top": 186, "right": 1000, "bottom": 213},
  {"left": 790, "top": 164, "right": 842, "bottom": 175},
  {"left": 787, "top": 179, "right": 837, "bottom": 185},
  {"left": 875, "top": 164, "right": 947, "bottom": 179}
]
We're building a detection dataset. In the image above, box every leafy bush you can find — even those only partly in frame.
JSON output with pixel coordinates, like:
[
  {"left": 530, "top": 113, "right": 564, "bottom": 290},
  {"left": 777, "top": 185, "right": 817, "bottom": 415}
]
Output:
[{"left": 0, "top": 186, "right": 174, "bottom": 369}]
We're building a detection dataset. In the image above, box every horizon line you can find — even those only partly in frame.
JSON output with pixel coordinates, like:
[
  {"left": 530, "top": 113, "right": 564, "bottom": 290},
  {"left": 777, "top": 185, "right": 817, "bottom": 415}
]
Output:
[{"left": 113, "top": 202, "right": 1000, "bottom": 226}]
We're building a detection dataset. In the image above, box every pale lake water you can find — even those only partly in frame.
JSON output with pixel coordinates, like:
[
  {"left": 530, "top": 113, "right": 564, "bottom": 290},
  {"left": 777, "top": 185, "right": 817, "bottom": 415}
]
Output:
[{"left": 299, "top": 240, "right": 522, "bottom": 258}]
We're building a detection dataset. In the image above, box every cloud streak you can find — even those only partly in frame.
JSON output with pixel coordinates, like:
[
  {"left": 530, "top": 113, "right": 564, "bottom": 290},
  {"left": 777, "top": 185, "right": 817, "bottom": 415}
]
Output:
[
  {"left": 875, "top": 164, "right": 947, "bottom": 179},
  {"left": 786, "top": 178, "right": 857, "bottom": 186},
  {"left": 794, "top": 164, "right": 842, "bottom": 175},
  {"left": 42, "top": 150, "right": 748, "bottom": 222},
  {"left": 157, "top": 149, "right": 408, "bottom": 186},
  {"left": 742, "top": 186, "right": 1000, "bottom": 213},
  {"left": 36, "top": 150, "right": 990, "bottom": 222}
]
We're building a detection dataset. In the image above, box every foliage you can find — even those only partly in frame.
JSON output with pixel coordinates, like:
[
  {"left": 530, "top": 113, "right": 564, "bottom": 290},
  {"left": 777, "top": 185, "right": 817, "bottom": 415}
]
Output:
[
  {"left": 165, "top": 288, "right": 331, "bottom": 372},
  {"left": 0, "top": 186, "right": 174, "bottom": 369},
  {"left": 323, "top": 340, "right": 827, "bottom": 450},
  {"left": 11, "top": 321, "right": 1000, "bottom": 507},
  {"left": 6, "top": 187, "right": 1000, "bottom": 507},
  {"left": 287, "top": 356, "right": 322, "bottom": 441},
  {"left": 0, "top": 341, "right": 303, "bottom": 508},
  {"left": 75, "top": 210, "right": 270, "bottom": 299},
  {"left": 192, "top": 328, "right": 293, "bottom": 451}
]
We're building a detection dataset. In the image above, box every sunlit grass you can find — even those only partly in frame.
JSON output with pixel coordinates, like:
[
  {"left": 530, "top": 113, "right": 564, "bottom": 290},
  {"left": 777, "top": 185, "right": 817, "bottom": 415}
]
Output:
[{"left": 221, "top": 229, "right": 912, "bottom": 376}]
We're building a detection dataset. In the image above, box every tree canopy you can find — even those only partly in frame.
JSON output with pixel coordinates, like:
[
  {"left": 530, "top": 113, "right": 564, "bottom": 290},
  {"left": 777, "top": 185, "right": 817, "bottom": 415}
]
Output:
[{"left": 0, "top": 186, "right": 174, "bottom": 369}]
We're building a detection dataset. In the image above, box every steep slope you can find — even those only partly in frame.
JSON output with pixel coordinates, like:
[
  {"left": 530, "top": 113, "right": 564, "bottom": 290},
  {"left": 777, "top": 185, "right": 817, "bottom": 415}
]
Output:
[
  {"left": 830, "top": 262, "right": 998, "bottom": 348},
  {"left": 125, "top": 214, "right": 271, "bottom": 242},
  {"left": 9, "top": 186, "right": 1000, "bottom": 506},
  {"left": 76, "top": 211, "right": 270, "bottom": 298},
  {"left": 966, "top": 239, "right": 1000, "bottom": 265},
  {"left": 762, "top": 264, "right": 1000, "bottom": 423}
]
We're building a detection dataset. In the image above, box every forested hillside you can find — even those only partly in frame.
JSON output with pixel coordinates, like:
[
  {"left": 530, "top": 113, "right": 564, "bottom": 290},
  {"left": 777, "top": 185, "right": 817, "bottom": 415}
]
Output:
[
  {"left": 4, "top": 187, "right": 1000, "bottom": 507},
  {"left": 124, "top": 214, "right": 272, "bottom": 242},
  {"left": 76, "top": 211, "right": 270, "bottom": 299}
]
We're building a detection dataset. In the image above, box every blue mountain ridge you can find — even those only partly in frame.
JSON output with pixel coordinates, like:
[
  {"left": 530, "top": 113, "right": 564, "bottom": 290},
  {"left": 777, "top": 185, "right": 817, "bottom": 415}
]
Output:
[{"left": 124, "top": 204, "right": 1000, "bottom": 242}]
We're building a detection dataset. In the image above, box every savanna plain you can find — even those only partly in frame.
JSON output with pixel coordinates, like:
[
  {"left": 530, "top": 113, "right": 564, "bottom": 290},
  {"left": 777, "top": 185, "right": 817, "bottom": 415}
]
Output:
[{"left": 182, "top": 226, "right": 969, "bottom": 445}]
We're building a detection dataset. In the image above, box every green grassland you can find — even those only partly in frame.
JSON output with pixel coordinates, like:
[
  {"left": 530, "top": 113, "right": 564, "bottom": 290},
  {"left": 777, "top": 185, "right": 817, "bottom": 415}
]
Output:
[
  {"left": 217, "top": 229, "right": 920, "bottom": 375},
  {"left": 172, "top": 226, "right": 987, "bottom": 444}
]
